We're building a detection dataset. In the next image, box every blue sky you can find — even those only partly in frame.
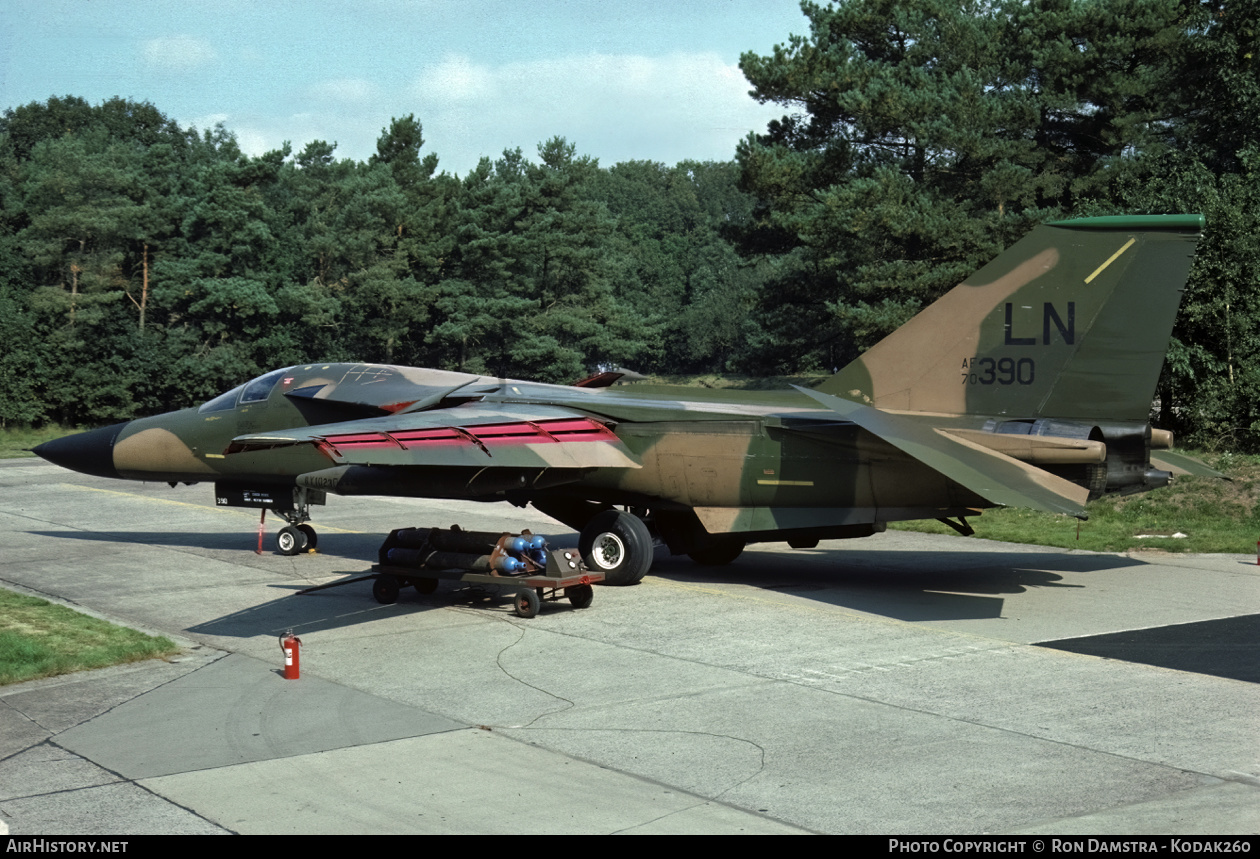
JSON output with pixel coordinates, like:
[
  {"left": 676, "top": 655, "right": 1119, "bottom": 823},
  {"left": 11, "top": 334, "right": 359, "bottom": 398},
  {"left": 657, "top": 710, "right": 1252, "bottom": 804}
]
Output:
[{"left": 1, "top": 0, "right": 811, "bottom": 175}]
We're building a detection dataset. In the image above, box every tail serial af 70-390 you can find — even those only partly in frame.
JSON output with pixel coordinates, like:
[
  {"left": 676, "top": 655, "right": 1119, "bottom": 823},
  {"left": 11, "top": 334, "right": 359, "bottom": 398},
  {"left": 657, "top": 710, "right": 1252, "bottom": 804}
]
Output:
[{"left": 35, "top": 214, "right": 1221, "bottom": 585}]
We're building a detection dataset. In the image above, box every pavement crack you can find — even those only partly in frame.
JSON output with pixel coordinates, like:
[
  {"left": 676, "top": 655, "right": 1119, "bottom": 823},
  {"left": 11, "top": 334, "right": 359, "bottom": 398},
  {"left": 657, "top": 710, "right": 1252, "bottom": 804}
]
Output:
[
  {"left": 508, "top": 723, "right": 771, "bottom": 813},
  {"left": 0, "top": 698, "right": 57, "bottom": 741},
  {"left": 34, "top": 739, "right": 237, "bottom": 834},
  {"left": 487, "top": 620, "right": 575, "bottom": 727}
]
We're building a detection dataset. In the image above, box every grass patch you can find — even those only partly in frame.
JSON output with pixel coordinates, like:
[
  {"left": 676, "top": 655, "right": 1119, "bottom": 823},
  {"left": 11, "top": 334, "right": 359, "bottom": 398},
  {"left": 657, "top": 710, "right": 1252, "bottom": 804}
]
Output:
[
  {"left": 891, "top": 452, "right": 1260, "bottom": 555},
  {"left": 0, "top": 589, "right": 178, "bottom": 686},
  {"left": 0, "top": 425, "right": 81, "bottom": 459}
]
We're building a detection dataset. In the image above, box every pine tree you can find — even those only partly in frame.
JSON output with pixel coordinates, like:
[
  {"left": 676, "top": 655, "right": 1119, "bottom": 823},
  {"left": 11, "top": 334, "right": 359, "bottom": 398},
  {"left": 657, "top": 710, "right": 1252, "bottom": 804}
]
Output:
[{"left": 735, "top": 0, "right": 1192, "bottom": 372}]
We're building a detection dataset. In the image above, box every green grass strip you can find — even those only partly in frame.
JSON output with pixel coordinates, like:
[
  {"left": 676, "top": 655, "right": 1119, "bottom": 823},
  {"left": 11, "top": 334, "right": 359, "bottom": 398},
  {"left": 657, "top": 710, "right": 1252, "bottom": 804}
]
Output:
[
  {"left": 0, "top": 589, "right": 178, "bottom": 686},
  {"left": 892, "top": 452, "right": 1260, "bottom": 555},
  {"left": 0, "top": 425, "right": 82, "bottom": 459}
]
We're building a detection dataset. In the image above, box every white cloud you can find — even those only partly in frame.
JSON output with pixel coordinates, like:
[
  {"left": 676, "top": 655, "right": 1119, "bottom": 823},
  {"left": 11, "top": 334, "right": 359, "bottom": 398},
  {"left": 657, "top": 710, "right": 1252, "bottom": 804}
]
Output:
[
  {"left": 233, "top": 126, "right": 279, "bottom": 157},
  {"left": 141, "top": 35, "right": 217, "bottom": 72},
  {"left": 405, "top": 51, "right": 778, "bottom": 172},
  {"left": 174, "top": 52, "right": 777, "bottom": 175},
  {"left": 307, "top": 78, "right": 379, "bottom": 106},
  {"left": 410, "top": 54, "right": 497, "bottom": 105},
  {"left": 222, "top": 112, "right": 372, "bottom": 162}
]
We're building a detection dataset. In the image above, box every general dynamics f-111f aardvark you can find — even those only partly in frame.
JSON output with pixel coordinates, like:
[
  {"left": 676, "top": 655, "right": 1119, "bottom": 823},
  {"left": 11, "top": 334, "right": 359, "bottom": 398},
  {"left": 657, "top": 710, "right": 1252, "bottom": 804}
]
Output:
[{"left": 35, "top": 214, "right": 1221, "bottom": 585}]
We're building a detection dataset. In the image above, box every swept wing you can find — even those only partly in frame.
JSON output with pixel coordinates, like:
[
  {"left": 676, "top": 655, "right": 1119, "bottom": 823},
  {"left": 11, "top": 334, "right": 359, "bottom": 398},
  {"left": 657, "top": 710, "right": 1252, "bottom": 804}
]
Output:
[{"left": 226, "top": 401, "right": 641, "bottom": 472}]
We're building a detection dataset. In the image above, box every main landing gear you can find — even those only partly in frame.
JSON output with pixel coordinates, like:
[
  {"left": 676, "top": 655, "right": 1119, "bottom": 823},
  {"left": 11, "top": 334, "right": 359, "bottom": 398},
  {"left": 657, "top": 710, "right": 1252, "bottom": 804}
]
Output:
[
  {"left": 578, "top": 509, "right": 653, "bottom": 586},
  {"left": 543, "top": 505, "right": 745, "bottom": 585}
]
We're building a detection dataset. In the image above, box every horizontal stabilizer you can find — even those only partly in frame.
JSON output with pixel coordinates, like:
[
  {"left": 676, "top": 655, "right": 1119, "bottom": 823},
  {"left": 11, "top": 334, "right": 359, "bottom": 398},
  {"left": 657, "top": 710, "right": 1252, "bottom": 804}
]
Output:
[
  {"left": 1150, "top": 450, "right": 1228, "bottom": 479},
  {"left": 795, "top": 387, "right": 1089, "bottom": 518}
]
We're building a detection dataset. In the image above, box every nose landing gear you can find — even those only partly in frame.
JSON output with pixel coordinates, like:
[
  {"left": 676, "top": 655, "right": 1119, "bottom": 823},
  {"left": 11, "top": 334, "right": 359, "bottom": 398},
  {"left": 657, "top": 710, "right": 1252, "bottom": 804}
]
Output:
[
  {"left": 214, "top": 482, "right": 326, "bottom": 556},
  {"left": 273, "top": 489, "right": 322, "bottom": 555},
  {"left": 276, "top": 521, "right": 319, "bottom": 555}
]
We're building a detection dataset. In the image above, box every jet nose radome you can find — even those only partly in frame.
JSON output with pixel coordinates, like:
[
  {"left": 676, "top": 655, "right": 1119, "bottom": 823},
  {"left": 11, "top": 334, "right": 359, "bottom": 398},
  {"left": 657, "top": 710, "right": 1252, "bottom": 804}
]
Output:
[{"left": 32, "top": 422, "right": 129, "bottom": 479}]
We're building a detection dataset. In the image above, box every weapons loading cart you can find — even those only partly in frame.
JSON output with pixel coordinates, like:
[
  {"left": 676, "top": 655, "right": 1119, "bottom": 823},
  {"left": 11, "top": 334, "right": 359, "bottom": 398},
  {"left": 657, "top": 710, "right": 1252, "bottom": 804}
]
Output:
[{"left": 298, "top": 525, "right": 601, "bottom": 618}]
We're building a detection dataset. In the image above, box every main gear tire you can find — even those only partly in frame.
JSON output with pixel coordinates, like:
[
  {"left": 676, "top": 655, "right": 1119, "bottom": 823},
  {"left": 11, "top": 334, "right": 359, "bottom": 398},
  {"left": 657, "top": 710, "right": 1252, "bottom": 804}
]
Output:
[{"left": 580, "top": 510, "right": 652, "bottom": 586}]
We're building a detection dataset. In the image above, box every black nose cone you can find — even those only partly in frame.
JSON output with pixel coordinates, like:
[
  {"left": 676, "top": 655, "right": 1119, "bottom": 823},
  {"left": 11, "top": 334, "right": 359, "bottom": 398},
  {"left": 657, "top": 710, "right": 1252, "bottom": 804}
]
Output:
[{"left": 32, "top": 422, "right": 129, "bottom": 479}]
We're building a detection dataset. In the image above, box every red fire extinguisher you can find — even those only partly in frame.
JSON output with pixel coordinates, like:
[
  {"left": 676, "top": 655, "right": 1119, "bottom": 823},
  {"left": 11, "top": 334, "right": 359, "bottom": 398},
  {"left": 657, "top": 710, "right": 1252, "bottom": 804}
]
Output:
[{"left": 280, "top": 630, "right": 302, "bottom": 680}]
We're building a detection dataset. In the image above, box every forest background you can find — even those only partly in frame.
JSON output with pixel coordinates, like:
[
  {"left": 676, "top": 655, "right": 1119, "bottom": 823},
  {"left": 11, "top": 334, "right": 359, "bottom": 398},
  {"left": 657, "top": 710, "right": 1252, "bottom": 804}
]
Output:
[{"left": 1, "top": 0, "right": 1257, "bottom": 451}]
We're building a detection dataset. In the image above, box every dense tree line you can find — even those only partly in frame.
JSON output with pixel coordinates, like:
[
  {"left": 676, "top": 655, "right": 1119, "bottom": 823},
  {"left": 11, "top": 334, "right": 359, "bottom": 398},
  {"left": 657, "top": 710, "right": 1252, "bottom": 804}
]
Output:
[
  {"left": 1, "top": 0, "right": 1258, "bottom": 451},
  {"left": 0, "top": 101, "right": 762, "bottom": 426}
]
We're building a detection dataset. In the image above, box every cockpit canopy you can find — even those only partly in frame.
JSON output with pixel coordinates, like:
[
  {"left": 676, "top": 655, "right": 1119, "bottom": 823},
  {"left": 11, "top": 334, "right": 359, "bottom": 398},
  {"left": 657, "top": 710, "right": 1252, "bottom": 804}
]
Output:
[
  {"left": 198, "top": 368, "right": 293, "bottom": 413},
  {"left": 194, "top": 364, "right": 510, "bottom": 418}
]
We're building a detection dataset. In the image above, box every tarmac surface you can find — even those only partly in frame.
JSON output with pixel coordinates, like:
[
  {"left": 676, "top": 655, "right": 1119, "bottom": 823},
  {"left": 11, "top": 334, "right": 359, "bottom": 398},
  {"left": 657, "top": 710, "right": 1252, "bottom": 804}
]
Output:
[{"left": 0, "top": 457, "right": 1257, "bottom": 834}]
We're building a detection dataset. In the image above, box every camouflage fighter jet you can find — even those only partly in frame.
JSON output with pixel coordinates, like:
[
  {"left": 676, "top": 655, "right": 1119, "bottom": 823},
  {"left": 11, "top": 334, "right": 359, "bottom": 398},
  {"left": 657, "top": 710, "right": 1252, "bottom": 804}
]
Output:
[{"left": 35, "top": 214, "right": 1218, "bottom": 585}]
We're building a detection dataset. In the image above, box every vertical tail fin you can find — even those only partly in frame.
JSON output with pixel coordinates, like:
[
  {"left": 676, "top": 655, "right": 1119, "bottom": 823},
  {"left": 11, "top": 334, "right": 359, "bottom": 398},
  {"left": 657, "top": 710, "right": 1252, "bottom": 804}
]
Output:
[{"left": 818, "top": 215, "right": 1204, "bottom": 421}]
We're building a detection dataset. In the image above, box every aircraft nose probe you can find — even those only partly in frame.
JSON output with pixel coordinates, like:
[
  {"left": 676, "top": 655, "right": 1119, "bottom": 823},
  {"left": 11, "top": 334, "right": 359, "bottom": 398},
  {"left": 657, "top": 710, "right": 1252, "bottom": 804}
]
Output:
[{"left": 31, "top": 422, "right": 128, "bottom": 480}]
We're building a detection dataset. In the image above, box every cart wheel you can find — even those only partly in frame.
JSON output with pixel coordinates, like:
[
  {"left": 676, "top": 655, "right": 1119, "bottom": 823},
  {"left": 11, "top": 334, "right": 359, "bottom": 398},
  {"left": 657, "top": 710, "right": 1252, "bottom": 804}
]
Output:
[
  {"left": 414, "top": 577, "right": 439, "bottom": 595},
  {"left": 514, "top": 588, "right": 541, "bottom": 618},
  {"left": 276, "top": 526, "right": 306, "bottom": 556},
  {"left": 565, "top": 584, "right": 594, "bottom": 609},
  {"left": 373, "top": 576, "right": 400, "bottom": 605}
]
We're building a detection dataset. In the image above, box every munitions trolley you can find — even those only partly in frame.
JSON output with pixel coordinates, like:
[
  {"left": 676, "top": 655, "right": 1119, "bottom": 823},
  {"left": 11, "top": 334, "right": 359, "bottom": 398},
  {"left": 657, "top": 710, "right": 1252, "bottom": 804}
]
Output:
[{"left": 298, "top": 525, "right": 601, "bottom": 618}]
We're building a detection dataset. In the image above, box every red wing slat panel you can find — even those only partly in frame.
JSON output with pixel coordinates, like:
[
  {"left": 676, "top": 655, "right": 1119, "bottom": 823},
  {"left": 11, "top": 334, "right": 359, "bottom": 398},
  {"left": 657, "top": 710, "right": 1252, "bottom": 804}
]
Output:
[
  {"left": 317, "top": 418, "right": 619, "bottom": 459},
  {"left": 537, "top": 418, "right": 616, "bottom": 437},
  {"left": 467, "top": 418, "right": 617, "bottom": 445},
  {"left": 323, "top": 433, "right": 401, "bottom": 450},
  {"left": 471, "top": 425, "right": 551, "bottom": 441},
  {"left": 390, "top": 418, "right": 616, "bottom": 448},
  {"left": 389, "top": 428, "right": 470, "bottom": 445}
]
